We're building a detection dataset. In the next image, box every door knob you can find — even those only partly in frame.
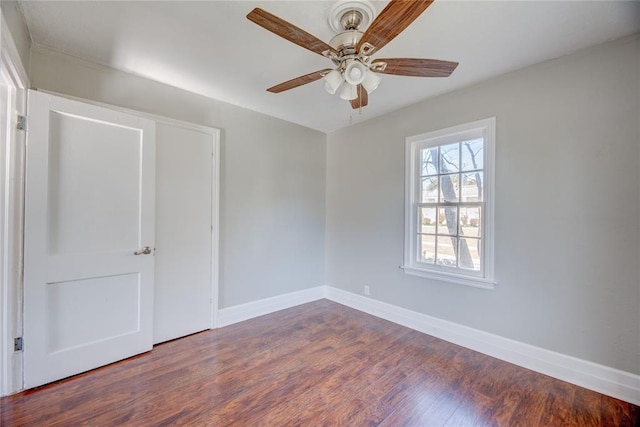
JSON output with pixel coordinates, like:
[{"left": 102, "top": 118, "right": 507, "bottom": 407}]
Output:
[{"left": 134, "top": 246, "right": 152, "bottom": 255}]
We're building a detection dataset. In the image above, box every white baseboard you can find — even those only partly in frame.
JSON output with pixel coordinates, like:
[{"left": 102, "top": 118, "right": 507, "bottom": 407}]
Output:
[
  {"left": 217, "top": 286, "right": 325, "bottom": 328},
  {"left": 325, "top": 286, "right": 640, "bottom": 406}
]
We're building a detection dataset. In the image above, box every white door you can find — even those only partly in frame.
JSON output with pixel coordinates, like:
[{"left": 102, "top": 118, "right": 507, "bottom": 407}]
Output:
[
  {"left": 153, "top": 122, "right": 215, "bottom": 344},
  {"left": 23, "top": 90, "right": 156, "bottom": 388}
]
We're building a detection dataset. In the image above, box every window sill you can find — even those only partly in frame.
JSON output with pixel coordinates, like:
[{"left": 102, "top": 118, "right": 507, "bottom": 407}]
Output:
[{"left": 401, "top": 266, "right": 496, "bottom": 290}]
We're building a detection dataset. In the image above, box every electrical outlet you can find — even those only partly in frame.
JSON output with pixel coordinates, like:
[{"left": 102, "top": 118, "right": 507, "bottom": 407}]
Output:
[{"left": 364, "top": 285, "right": 370, "bottom": 296}]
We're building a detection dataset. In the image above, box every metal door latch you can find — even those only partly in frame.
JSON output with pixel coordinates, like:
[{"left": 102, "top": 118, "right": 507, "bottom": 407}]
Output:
[{"left": 134, "top": 246, "right": 152, "bottom": 255}]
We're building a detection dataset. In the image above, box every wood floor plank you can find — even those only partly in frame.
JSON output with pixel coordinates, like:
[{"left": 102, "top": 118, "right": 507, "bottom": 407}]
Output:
[
  {"left": 288, "top": 333, "right": 434, "bottom": 425},
  {"left": 2, "top": 299, "right": 638, "bottom": 426},
  {"left": 600, "top": 394, "right": 640, "bottom": 426}
]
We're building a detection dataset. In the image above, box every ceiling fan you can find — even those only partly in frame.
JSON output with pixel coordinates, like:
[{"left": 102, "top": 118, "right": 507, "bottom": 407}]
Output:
[{"left": 247, "top": 0, "right": 458, "bottom": 109}]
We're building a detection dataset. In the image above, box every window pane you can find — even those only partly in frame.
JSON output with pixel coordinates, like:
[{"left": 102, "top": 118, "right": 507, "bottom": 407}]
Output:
[
  {"left": 439, "top": 143, "right": 459, "bottom": 173},
  {"left": 421, "top": 148, "right": 438, "bottom": 176},
  {"left": 460, "top": 206, "right": 481, "bottom": 238},
  {"left": 437, "top": 236, "right": 457, "bottom": 267},
  {"left": 459, "top": 237, "right": 481, "bottom": 271},
  {"left": 461, "top": 172, "right": 483, "bottom": 202},
  {"left": 419, "top": 207, "right": 436, "bottom": 234},
  {"left": 420, "top": 177, "right": 438, "bottom": 203},
  {"left": 439, "top": 174, "right": 459, "bottom": 203},
  {"left": 461, "top": 138, "right": 483, "bottom": 171},
  {"left": 437, "top": 206, "right": 458, "bottom": 236},
  {"left": 418, "top": 234, "right": 435, "bottom": 264}
]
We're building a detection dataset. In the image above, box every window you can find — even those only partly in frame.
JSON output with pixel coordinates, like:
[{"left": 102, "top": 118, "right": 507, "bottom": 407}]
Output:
[{"left": 403, "top": 118, "right": 496, "bottom": 289}]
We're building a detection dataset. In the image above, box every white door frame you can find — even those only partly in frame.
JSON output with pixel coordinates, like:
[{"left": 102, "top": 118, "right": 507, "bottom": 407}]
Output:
[{"left": 0, "top": 11, "right": 29, "bottom": 396}]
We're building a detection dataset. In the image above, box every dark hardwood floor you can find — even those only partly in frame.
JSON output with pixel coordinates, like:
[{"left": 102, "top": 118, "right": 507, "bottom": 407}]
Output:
[{"left": 2, "top": 299, "right": 638, "bottom": 426}]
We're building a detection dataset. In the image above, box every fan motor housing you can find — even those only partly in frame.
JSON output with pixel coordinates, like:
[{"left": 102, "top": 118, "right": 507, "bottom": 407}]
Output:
[{"left": 329, "top": 30, "right": 363, "bottom": 57}]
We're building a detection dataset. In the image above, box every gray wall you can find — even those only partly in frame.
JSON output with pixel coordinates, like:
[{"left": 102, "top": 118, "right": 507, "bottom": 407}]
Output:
[
  {"left": 29, "top": 46, "right": 326, "bottom": 309},
  {"left": 326, "top": 35, "right": 640, "bottom": 374},
  {"left": 1, "top": 1, "right": 30, "bottom": 73}
]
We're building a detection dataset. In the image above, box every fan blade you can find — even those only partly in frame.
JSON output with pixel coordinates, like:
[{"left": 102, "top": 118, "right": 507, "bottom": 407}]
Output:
[
  {"left": 267, "top": 69, "right": 333, "bottom": 93},
  {"left": 357, "top": 0, "right": 434, "bottom": 54},
  {"left": 350, "top": 85, "right": 368, "bottom": 109},
  {"left": 248, "top": 8, "right": 337, "bottom": 57},
  {"left": 372, "top": 58, "right": 458, "bottom": 77}
]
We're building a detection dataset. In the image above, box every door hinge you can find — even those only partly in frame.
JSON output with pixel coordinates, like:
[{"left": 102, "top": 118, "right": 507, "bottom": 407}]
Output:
[
  {"left": 14, "top": 337, "right": 23, "bottom": 352},
  {"left": 17, "top": 115, "right": 27, "bottom": 131}
]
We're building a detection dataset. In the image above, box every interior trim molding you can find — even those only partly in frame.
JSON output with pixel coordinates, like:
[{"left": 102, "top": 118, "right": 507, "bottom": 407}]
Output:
[
  {"left": 0, "top": 11, "right": 29, "bottom": 398},
  {"left": 324, "top": 286, "right": 640, "bottom": 406},
  {"left": 216, "top": 286, "right": 326, "bottom": 328},
  {"left": 0, "top": 13, "right": 29, "bottom": 86}
]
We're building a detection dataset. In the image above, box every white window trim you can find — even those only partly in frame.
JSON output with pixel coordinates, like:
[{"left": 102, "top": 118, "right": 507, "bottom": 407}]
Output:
[{"left": 403, "top": 117, "right": 496, "bottom": 290}]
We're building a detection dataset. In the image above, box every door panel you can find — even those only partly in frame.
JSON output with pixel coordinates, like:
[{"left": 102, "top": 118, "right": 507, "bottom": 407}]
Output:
[
  {"left": 23, "top": 90, "right": 156, "bottom": 388},
  {"left": 45, "top": 274, "right": 140, "bottom": 353},
  {"left": 154, "top": 122, "right": 213, "bottom": 344},
  {"left": 47, "top": 112, "right": 141, "bottom": 254}
]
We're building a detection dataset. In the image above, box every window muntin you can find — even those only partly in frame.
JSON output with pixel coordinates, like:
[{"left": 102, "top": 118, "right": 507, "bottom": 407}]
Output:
[{"left": 404, "top": 118, "right": 495, "bottom": 289}]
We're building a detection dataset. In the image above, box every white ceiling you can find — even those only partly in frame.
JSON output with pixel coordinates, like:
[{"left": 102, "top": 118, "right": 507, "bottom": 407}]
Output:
[{"left": 19, "top": 1, "right": 640, "bottom": 133}]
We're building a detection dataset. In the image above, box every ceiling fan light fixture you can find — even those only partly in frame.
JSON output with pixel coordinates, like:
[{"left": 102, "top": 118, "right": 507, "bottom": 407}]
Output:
[
  {"left": 248, "top": 0, "right": 458, "bottom": 111},
  {"left": 339, "top": 83, "right": 358, "bottom": 101},
  {"left": 323, "top": 69, "right": 344, "bottom": 94},
  {"left": 344, "top": 60, "right": 367, "bottom": 85},
  {"left": 361, "top": 69, "right": 382, "bottom": 93}
]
